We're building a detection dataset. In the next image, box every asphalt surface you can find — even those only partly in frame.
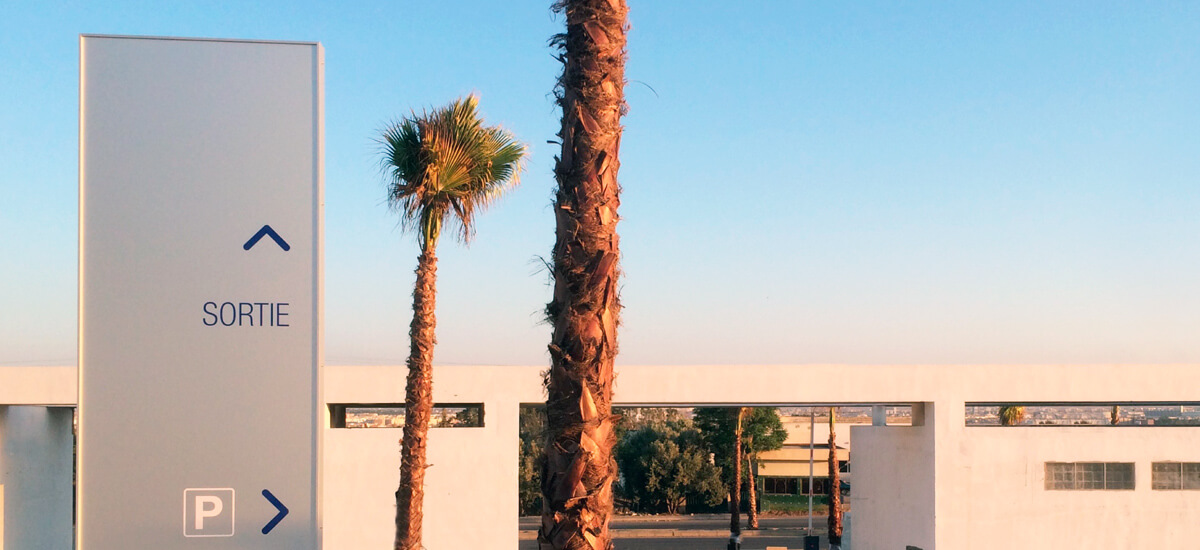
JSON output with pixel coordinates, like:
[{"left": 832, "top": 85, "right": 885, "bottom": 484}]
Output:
[
  {"left": 519, "top": 535, "right": 821, "bottom": 550},
  {"left": 519, "top": 513, "right": 851, "bottom": 549}
]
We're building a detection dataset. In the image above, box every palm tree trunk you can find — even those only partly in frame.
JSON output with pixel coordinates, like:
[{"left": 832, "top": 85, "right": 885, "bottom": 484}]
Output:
[
  {"left": 540, "top": 0, "right": 628, "bottom": 548},
  {"left": 729, "top": 407, "right": 745, "bottom": 539},
  {"left": 746, "top": 449, "right": 759, "bottom": 530},
  {"left": 395, "top": 248, "right": 437, "bottom": 550},
  {"left": 827, "top": 408, "right": 843, "bottom": 549}
]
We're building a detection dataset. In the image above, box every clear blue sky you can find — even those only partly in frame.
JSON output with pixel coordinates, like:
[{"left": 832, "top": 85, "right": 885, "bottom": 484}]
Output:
[{"left": 3, "top": 1, "right": 1199, "bottom": 366}]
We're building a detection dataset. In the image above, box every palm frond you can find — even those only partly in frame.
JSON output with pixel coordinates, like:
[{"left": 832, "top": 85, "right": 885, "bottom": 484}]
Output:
[{"left": 378, "top": 95, "right": 527, "bottom": 250}]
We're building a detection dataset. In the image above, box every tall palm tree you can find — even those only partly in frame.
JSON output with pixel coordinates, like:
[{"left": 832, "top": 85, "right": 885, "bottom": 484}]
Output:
[
  {"left": 380, "top": 95, "right": 525, "bottom": 550},
  {"left": 999, "top": 405, "right": 1026, "bottom": 426},
  {"left": 729, "top": 407, "right": 745, "bottom": 543},
  {"left": 539, "top": 0, "right": 628, "bottom": 548},
  {"left": 827, "top": 408, "right": 843, "bottom": 550}
]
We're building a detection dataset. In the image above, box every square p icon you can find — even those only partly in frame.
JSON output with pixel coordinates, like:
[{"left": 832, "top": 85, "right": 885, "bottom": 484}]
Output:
[{"left": 184, "top": 488, "right": 235, "bottom": 537}]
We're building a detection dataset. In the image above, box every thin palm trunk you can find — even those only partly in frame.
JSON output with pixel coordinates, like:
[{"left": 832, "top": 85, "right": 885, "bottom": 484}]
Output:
[
  {"left": 827, "top": 408, "right": 843, "bottom": 549},
  {"left": 1111, "top": 405, "right": 1121, "bottom": 425},
  {"left": 539, "top": 0, "right": 628, "bottom": 548},
  {"left": 395, "top": 248, "right": 437, "bottom": 550},
  {"left": 746, "top": 447, "right": 758, "bottom": 530},
  {"left": 729, "top": 407, "right": 745, "bottom": 539}
]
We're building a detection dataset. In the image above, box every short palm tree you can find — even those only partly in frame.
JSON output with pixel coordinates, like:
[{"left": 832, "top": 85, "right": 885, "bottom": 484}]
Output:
[
  {"left": 380, "top": 95, "right": 525, "bottom": 550},
  {"left": 999, "top": 405, "right": 1026, "bottom": 426}
]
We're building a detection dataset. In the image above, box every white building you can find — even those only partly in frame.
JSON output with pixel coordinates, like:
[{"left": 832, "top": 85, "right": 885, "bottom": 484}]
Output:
[{"left": 3, "top": 363, "right": 1200, "bottom": 549}]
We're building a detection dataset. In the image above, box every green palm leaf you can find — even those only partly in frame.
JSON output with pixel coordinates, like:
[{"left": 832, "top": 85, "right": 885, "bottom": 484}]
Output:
[{"left": 379, "top": 95, "right": 525, "bottom": 250}]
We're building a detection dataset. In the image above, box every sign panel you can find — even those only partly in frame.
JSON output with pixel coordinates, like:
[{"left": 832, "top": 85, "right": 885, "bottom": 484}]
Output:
[{"left": 79, "top": 35, "right": 322, "bottom": 549}]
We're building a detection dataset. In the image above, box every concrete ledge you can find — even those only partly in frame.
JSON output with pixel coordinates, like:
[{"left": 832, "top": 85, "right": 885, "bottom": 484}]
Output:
[{"left": 0, "top": 367, "right": 76, "bottom": 406}]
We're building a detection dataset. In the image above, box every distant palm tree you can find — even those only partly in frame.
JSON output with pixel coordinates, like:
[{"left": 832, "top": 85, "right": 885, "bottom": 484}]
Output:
[
  {"left": 1110, "top": 405, "right": 1120, "bottom": 425},
  {"left": 380, "top": 95, "right": 525, "bottom": 550},
  {"left": 729, "top": 407, "right": 745, "bottom": 543},
  {"left": 827, "top": 408, "right": 843, "bottom": 550},
  {"left": 999, "top": 405, "right": 1026, "bottom": 426}
]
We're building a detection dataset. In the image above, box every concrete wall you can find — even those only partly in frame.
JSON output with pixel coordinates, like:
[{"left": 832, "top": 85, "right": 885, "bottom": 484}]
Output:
[
  {"left": 0, "top": 406, "right": 75, "bottom": 550},
  {"left": 4, "top": 364, "right": 1200, "bottom": 549},
  {"left": 851, "top": 425, "right": 935, "bottom": 550},
  {"left": 322, "top": 365, "right": 536, "bottom": 550},
  {"left": 954, "top": 427, "right": 1200, "bottom": 549}
]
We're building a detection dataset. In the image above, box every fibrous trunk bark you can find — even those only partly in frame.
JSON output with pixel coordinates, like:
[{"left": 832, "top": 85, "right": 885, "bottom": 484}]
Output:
[
  {"left": 746, "top": 448, "right": 758, "bottom": 529},
  {"left": 729, "top": 407, "right": 744, "bottom": 539},
  {"left": 539, "top": 0, "right": 627, "bottom": 549},
  {"left": 395, "top": 248, "right": 438, "bottom": 550},
  {"left": 827, "top": 408, "right": 843, "bottom": 549}
]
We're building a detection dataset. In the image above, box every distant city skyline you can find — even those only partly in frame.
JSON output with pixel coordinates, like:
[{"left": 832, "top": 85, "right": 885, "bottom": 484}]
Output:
[{"left": 4, "top": 2, "right": 1200, "bottom": 366}]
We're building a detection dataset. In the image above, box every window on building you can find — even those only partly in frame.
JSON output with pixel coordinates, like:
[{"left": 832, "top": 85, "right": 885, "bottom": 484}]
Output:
[
  {"left": 1044, "top": 462, "right": 1135, "bottom": 490},
  {"left": 1152, "top": 462, "right": 1200, "bottom": 490},
  {"left": 798, "top": 477, "right": 832, "bottom": 495},
  {"left": 328, "top": 403, "right": 484, "bottom": 428},
  {"left": 763, "top": 477, "right": 798, "bottom": 495}
]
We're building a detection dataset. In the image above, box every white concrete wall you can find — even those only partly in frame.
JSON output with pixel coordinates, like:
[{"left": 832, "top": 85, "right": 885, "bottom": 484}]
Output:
[
  {"left": 851, "top": 425, "right": 935, "bottom": 550},
  {"left": 322, "top": 365, "right": 536, "bottom": 550},
  {"left": 953, "top": 427, "right": 1200, "bottom": 549},
  {"left": 4, "top": 364, "right": 1200, "bottom": 549},
  {"left": 0, "top": 406, "right": 74, "bottom": 550},
  {"left": 324, "top": 420, "right": 519, "bottom": 549}
]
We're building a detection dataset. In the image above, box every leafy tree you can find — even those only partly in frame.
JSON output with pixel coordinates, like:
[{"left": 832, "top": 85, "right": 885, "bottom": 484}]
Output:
[
  {"left": 379, "top": 95, "right": 525, "bottom": 550},
  {"left": 742, "top": 407, "right": 787, "bottom": 528},
  {"left": 614, "top": 417, "right": 724, "bottom": 514},
  {"left": 694, "top": 407, "right": 788, "bottom": 532},
  {"left": 520, "top": 406, "right": 548, "bottom": 515},
  {"left": 539, "top": 0, "right": 629, "bottom": 548}
]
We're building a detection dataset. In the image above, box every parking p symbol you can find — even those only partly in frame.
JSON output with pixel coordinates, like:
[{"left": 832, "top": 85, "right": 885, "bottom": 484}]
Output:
[{"left": 184, "top": 488, "right": 235, "bottom": 537}]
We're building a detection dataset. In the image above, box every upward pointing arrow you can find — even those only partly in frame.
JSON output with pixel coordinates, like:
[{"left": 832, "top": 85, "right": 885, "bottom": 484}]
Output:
[{"left": 243, "top": 225, "right": 290, "bottom": 251}]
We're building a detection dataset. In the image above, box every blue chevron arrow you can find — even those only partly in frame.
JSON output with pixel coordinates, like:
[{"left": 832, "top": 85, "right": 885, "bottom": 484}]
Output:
[
  {"left": 243, "top": 225, "right": 290, "bottom": 251},
  {"left": 261, "top": 489, "right": 289, "bottom": 534}
]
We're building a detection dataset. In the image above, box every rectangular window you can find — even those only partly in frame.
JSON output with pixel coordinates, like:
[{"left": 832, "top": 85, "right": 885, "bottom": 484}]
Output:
[
  {"left": 1104, "top": 463, "right": 1135, "bottom": 490},
  {"left": 763, "top": 477, "right": 798, "bottom": 495},
  {"left": 328, "top": 403, "right": 484, "bottom": 428},
  {"left": 1046, "top": 462, "right": 1075, "bottom": 490},
  {"left": 1152, "top": 462, "right": 1200, "bottom": 490},
  {"left": 1045, "top": 462, "right": 1135, "bottom": 490}
]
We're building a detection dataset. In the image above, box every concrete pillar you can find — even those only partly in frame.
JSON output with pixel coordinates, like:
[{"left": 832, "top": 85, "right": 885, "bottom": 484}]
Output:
[
  {"left": 0, "top": 406, "right": 75, "bottom": 550},
  {"left": 927, "top": 399, "right": 968, "bottom": 550},
  {"left": 872, "top": 404, "right": 887, "bottom": 426}
]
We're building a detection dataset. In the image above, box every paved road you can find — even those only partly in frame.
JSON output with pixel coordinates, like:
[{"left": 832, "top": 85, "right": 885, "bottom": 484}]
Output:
[
  {"left": 519, "top": 535, "right": 820, "bottom": 550},
  {"left": 520, "top": 514, "right": 823, "bottom": 532},
  {"left": 519, "top": 513, "right": 850, "bottom": 549}
]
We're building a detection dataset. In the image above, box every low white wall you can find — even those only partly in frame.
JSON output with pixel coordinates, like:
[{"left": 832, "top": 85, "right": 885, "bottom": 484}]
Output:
[
  {"left": 5, "top": 364, "right": 1200, "bottom": 549},
  {"left": 322, "top": 366, "right": 532, "bottom": 549},
  {"left": 952, "top": 427, "right": 1200, "bottom": 549},
  {"left": 851, "top": 425, "right": 935, "bottom": 550},
  {"left": 323, "top": 418, "right": 519, "bottom": 549},
  {"left": 0, "top": 406, "right": 74, "bottom": 550}
]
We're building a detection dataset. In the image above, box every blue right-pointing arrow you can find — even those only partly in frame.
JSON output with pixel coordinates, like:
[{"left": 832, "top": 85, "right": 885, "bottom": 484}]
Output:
[
  {"left": 261, "top": 489, "right": 289, "bottom": 534},
  {"left": 243, "top": 225, "right": 291, "bottom": 251}
]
